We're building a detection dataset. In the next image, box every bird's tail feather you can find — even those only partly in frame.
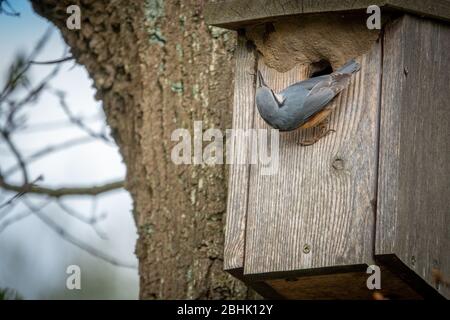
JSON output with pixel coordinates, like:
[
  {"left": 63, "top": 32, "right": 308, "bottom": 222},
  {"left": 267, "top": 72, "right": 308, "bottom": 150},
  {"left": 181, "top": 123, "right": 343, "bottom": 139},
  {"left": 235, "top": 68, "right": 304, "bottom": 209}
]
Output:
[
  {"left": 330, "top": 73, "right": 352, "bottom": 94},
  {"left": 336, "top": 59, "right": 361, "bottom": 74}
]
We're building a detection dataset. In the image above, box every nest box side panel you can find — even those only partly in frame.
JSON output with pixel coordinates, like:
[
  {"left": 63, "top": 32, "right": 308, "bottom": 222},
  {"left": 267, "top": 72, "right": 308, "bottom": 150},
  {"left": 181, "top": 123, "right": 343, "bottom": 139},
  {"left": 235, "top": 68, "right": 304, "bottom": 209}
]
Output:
[
  {"left": 376, "top": 14, "right": 450, "bottom": 299},
  {"left": 223, "top": 35, "right": 257, "bottom": 273},
  {"left": 244, "top": 41, "right": 382, "bottom": 276}
]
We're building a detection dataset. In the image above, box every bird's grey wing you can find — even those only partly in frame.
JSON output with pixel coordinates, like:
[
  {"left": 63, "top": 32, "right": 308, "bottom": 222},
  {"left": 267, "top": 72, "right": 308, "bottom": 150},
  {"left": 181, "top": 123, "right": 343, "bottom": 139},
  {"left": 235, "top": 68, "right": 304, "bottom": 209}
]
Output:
[
  {"left": 280, "top": 59, "right": 359, "bottom": 95},
  {"left": 307, "top": 72, "right": 351, "bottom": 95},
  {"left": 300, "top": 73, "right": 351, "bottom": 119},
  {"left": 280, "top": 75, "right": 330, "bottom": 94},
  {"left": 336, "top": 59, "right": 360, "bottom": 74},
  {"left": 278, "top": 84, "right": 309, "bottom": 107},
  {"left": 299, "top": 87, "right": 336, "bottom": 120}
]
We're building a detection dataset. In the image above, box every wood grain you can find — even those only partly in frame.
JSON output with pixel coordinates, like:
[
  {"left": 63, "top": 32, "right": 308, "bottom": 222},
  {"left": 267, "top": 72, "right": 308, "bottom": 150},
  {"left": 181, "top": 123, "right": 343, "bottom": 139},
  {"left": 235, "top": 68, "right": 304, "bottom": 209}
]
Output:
[
  {"left": 204, "top": 0, "right": 450, "bottom": 29},
  {"left": 376, "top": 14, "right": 450, "bottom": 299},
  {"left": 244, "top": 40, "right": 382, "bottom": 275},
  {"left": 223, "top": 35, "right": 256, "bottom": 272}
]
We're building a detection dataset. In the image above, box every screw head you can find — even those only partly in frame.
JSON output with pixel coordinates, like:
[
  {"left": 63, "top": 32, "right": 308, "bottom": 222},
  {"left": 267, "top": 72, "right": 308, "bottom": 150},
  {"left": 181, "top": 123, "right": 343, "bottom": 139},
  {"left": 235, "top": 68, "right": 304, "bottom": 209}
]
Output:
[{"left": 303, "top": 244, "right": 311, "bottom": 254}]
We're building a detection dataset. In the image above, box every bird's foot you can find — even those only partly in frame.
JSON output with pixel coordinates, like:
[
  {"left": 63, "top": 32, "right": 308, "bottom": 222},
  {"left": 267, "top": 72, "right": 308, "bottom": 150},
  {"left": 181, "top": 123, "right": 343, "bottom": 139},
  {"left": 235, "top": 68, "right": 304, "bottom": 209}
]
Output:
[{"left": 298, "top": 127, "right": 335, "bottom": 146}]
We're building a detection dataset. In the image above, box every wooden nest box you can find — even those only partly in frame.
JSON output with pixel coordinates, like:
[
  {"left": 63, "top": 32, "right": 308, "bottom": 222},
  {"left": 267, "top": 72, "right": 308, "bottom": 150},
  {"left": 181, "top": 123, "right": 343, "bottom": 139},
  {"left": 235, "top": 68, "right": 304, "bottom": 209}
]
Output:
[{"left": 205, "top": 0, "right": 450, "bottom": 299}]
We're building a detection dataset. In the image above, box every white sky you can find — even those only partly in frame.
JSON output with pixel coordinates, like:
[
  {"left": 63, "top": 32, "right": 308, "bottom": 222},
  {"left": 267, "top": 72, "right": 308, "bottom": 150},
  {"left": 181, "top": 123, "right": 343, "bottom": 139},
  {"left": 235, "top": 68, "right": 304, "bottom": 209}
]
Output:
[{"left": 0, "top": 0, "right": 138, "bottom": 299}]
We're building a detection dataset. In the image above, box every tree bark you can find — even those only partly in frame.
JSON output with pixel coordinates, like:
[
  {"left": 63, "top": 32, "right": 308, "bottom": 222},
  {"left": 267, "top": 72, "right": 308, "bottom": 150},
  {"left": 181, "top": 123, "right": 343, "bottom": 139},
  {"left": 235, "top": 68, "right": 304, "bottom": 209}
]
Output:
[{"left": 31, "top": 0, "right": 252, "bottom": 299}]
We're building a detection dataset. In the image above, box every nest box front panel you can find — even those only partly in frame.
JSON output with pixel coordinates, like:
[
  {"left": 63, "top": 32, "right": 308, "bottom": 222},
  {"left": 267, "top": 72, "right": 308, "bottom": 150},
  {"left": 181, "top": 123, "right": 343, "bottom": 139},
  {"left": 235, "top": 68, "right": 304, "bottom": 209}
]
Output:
[{"left": 244, "top": 40, "right": 382, "bottom": 276}]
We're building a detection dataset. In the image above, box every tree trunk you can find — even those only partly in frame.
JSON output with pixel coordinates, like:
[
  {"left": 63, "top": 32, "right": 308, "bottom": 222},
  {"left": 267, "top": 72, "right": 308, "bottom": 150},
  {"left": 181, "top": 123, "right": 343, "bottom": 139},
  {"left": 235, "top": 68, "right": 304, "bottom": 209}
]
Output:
[{"left": 31, "top": 0, "right": 252, "bottom": 299}]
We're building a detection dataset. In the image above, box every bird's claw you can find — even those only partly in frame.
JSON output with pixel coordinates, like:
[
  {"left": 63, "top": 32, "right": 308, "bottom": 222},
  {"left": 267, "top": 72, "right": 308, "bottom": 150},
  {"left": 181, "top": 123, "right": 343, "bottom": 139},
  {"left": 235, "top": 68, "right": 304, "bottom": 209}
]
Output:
[{"left": 298, "top": 128, "right": 335, "bottom": 146}]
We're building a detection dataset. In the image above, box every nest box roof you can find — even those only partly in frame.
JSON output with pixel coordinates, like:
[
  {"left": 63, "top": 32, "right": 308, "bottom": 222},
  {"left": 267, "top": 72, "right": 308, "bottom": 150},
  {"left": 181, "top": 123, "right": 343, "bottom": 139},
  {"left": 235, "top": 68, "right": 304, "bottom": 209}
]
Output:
[{"left": 204, "top": 0, "right": 450, "bottom": 29}]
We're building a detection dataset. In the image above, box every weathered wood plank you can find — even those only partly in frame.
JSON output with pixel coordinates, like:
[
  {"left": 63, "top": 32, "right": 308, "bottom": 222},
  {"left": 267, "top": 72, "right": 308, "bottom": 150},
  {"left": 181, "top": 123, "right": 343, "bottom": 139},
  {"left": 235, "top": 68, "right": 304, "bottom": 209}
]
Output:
[
  {"left": 204, "top": 0, "right": 450, "bottom": 29},
  {"left": 244, "top": 40, "right": 382, "bottom": 275},
  {"left": 223, "top": 35, "right": 256, "bottom": 272},
  {"left": 376, "top": 14, "right": 450, "bottom": 299}
]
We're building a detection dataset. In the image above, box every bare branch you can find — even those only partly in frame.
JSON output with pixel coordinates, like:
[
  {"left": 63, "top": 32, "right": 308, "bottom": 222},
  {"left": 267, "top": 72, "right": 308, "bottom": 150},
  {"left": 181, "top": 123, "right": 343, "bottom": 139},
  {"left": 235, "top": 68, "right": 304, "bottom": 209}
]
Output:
[
  {"left": 0, "top": 0, "right": 20, "bottom": 17},
  {"left": 0, "top": 130, "right": 29, "bottom": 183},
  {"left": 0, "top": 187, "right": 26, "bottom": 210},
  {"left": 0, "top": 200, "right": 51, "bottom": 233},
  {"left": 0, "top": 196, "right": 19, "bottom": 220},
  {"left": 0, "top": 27, "right": 53, "bottom": 100},
  {"left": 11, "top": 62, "right": 62, "bottom": 112},
  {"left": 3, "top": 136, "right": 94, "bottom": 178},
  {"left": 23, "top": 198, "right": 137, "bottom": 269},
  {"left": 0, "top": 177, "right": 124, "bottom": 198},
  {"left": 19, "top": 114, "right": 104, "bottom": 133},
  {"left": 51, "top": 89, "right": 113, "bottom": 143},
  {"left": 30, "top": 56, "right": 74, "bottom": 65},
  {"left": 56, "top": 200, "right": 108, "bottom": 240},
  {"left": 56, "top": 200, "right": 104, "bottom": 225},
  {"left": 0, "top": 27, "right": 133, "bottom": 270},
  {"left": 0, "top": 176, "right": 43, "bottom": 210}
]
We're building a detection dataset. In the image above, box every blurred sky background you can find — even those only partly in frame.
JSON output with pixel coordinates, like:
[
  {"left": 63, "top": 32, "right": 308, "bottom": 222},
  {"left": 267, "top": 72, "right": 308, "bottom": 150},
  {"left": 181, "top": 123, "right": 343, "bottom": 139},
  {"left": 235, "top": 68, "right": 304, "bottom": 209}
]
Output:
[{"left": 0, "top": 0, "right": 139, "bottom": 299}]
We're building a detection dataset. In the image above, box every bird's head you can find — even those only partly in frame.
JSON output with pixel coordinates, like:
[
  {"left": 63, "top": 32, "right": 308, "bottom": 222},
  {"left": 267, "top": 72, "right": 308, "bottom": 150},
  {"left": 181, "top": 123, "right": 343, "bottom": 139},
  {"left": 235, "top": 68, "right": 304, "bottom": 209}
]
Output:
[
  {"left": 257, "top": 70, "right": 267, "bottom": 88},
  {"left": 257, "top": 70, "right": 285, "bottom": 107}
]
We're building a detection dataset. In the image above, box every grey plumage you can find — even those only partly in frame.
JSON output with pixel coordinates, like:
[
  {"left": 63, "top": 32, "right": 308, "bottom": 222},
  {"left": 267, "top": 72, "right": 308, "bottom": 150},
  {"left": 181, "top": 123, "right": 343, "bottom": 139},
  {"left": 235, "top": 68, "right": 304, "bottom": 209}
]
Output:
[{"left": 255, "top": 59, "right": 361, "bottom": 131}]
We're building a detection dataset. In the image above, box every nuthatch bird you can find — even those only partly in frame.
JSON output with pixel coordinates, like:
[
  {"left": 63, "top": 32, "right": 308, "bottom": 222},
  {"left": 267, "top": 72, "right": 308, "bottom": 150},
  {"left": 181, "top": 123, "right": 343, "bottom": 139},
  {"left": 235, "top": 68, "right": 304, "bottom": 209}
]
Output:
[{"left": 256, "top": 59, "right": 361, "bottom": 146}]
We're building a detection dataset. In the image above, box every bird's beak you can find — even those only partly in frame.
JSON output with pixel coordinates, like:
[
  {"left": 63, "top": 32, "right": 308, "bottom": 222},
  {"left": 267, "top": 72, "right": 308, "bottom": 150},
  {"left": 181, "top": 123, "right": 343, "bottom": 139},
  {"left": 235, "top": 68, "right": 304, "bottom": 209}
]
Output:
[{"left": 257, "top": 70, "right": 266, "bottom": 87}]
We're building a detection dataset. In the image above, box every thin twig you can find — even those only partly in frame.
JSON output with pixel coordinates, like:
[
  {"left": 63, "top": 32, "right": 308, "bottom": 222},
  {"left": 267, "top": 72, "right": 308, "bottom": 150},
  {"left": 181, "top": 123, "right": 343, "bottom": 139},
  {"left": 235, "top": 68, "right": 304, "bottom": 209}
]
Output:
[
  {"left": 0, "top": 28, "right": 132, "bottom": 269},
  {"left": 23, "top": 198, "right": 137, "bottom": 269},
  {"left": 12, "top": 62, "right": 62, "bottom": 111},
  {"left": 0, "top": 27, "right": 52, "bottom": 100},
  {"left": 0, "top": 200, "right": 51, "bottom": 233},
  {"left": 2, "top": 136, "right": 94, "bottom": 177},
  {"left": 0, "top": 130, "right": 29, "bottom": 184},
  {"left": 0, "top": 196, "right": 19, "bottom": 220},
  {"left": 0, "top": 175, "right": 43, "bottom": 210},
  {"left": 51, "top": 89, "right": 113, "bottom": 144},
  {"left": 30, "top": 56, "right": 74, "bottom": 65},
  {"left": 56, "top": 200, "right": 108, "bottom": 240},
  {"left": 0, "top": 177, "right": 124, "bottom": 198},
  {"left": 0, "top": 0, "right": 20, "bottom": 17},
  {"left": 18, "top": 114, "right": 104, "bottom": 133}
]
